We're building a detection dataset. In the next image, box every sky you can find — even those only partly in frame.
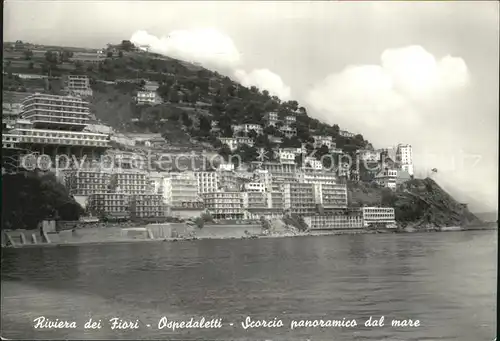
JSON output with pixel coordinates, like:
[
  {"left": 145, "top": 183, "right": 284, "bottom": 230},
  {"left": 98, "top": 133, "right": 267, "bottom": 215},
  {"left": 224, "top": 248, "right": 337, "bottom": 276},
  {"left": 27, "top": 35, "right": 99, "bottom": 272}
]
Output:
[{"left": 4, "top": 1, "right": 499, "bottom": 213}]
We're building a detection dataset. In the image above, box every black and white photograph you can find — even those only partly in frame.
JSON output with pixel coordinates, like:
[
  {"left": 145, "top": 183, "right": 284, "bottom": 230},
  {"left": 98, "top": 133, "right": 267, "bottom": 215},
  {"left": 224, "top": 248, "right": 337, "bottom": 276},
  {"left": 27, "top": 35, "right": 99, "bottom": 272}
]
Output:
[{"left": 1, "top": 1, "right": 498, "bottom": 340}]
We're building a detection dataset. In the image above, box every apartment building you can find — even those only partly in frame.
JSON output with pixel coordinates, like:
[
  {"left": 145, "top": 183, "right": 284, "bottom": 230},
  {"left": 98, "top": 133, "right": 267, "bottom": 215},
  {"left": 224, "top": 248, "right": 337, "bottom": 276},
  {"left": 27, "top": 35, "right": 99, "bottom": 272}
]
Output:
[
  {"left": 64, "top": 169, "right": 111, "bottom": 196},
  {"left": 313, "top": 183, "right": 348, "bottom": 210},
  {"left": 195, "top": 171, "right": 220, "bottom": 193},
  {"left": 136, "top": 90, "right": 161, "bottom": 105},
  {"left": 375, "top": 168, "right": 399, "bottom": 189},
  {"left": 304, "top": 213, "right": 363, "bottom": 230},
  {"left": 396, "top": 144, "right": 414, "bottom": 176},
  {"left": 339, "top": 130, "right": 355, "bottom": 138},
  {"left": 356, "top": 149, "right": 381, "bottom": 163},
  {"left": 362, "top": 207, "right": 396, "bottom": 227},
  {"left": 202, "top": 191, "right": 244, "bottom": 219},
  {"left": 284, "top": 115, "right": 296, "bottom": 125},
  {"left": 243, "top": 191, "right": 284, "bottom": 220},
  {"left": 295, "top": 169, "right": 337, "bottom": 185},
  {"left": 62, "top": 75, "right": 93, "bottom": 97},
  {"left": 282, "top": 182, "right": 317, "bottom": 215},
  {"left": 278, "top": 150, "right": 295, "bottom": 164},
  {"left": 163, "top": 172, "right": 203, "bottom": 209},
  {"left": 130, "top": 194, "right": 164, "bottom": 218},
  {"left": 279, "top": 125, "right": 297, "bottom": 138},
  {"left": 252, "top": 161, "right": 298, "bottom": 184},
  {"left": 244, "top": 182, "right": 266, "bottom": 192},
  {"left": 87, "top": 192, "right": 164, "bottom": 219},
  {"left": 3, "top": 94, "right": 109, "bottom": 159},
  {"left": 87, "top": 193, "right": 130, "bottom": 219},
  {"left": 232, "top": 123, "right": 264, "bottom": 135},
  {"left": 219, "top": 137, "right": 254, "bottom": 151},
  {"left": 312, "top": 135, "right": 333, "bottom": 149},
  {"left": 264, "top": 111, "right": 279, "bottom": 126},
  {"left": 304, "top": 157, "right": 323, "bottom": 170}
]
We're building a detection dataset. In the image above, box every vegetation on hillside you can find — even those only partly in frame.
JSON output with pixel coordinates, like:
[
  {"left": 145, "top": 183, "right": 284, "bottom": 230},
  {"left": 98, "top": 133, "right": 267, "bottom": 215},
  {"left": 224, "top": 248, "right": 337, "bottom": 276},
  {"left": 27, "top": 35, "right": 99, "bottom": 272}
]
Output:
[{"left": 2, "top": 172, "right": 84, "bottom": 230}]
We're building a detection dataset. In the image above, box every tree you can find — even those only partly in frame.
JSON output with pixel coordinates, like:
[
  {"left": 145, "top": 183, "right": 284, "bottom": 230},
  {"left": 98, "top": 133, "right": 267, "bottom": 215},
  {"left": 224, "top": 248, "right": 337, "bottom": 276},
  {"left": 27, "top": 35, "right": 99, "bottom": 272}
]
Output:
[
  {"left": 118, "top": 50, "right": 124, "bottom": 58},
  {"left": 121, "top": 40, "right": 135, "bottom": 51},
  {"left": 45, "top": 51, "right": 59, "bottom": 64},
  {"left": 28, "top": 62, "right": 34, "bottom": 69},
  {"left": 181, "top": 112, "right": 193, "bottom": 127},
  {"left": 219, "top": 144, "right": 232, "bottom": 161},
  {"left": 199, "top": 115, "right": 211, "bottom": 134},
  {"left": 107, "top": 51, "right": 113, "bottom": 58},
  {"left": 24, "top": 50, "right": 33, "bottom": 60},
  {"left": 195, "top": 217, "right": 204, "bottom": 229},
  {"left": 168, "top": 89, "right": 180, "bottom": 103},
  {"left": 60, "top": 50, "right": 73, "bottom": 62}
]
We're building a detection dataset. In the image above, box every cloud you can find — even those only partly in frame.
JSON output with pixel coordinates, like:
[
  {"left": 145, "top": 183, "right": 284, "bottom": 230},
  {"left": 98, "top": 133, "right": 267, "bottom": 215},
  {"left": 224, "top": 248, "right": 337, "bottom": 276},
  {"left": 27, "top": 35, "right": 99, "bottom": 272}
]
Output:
[
  {"left": 130, "top": 29, "right": 291, "bottom": 99},
  {"left": 234, "top": 69, "right": 292, "bottom": 100},
  {"left": 306, "top": 45, "right": 469, "bottom": 137}
]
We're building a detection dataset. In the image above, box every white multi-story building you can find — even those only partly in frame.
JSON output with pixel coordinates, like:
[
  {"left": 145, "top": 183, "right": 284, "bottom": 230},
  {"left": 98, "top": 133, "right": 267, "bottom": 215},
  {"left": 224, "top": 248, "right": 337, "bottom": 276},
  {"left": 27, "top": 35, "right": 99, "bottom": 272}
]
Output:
[
  {"left": 375, "top": 168, "right": 399, "bottom": 189},
  {"left": 264, "top": 111, "right": 279, "bottom": 126},
  {"left": 281, "top": 182, "right": 317, "bottom": 215},
  {"left": 243, "top": 182, "right": 266, "bottom": 192},
  {"left": 284, "top": 115, "right": 296, "bottom": 125},
  {"left": 312, "top": 135, "right": 333, "bottom": 150},
  {"left": 278, "top": 150, "right": 295, "bottom": 164},
  {"left": 195, "top": 171, "right": 220, "bottom": 193},
  {"left": 162, "top": 172, "right": 203, "bottom": 209},
  {"left": 339, "top": 130, "right": 355, "bottom": 138},
  {"left": 279, "top": 125, "right": 297, "bottom": 138},
  {"left": 136, "top": 90, "right": 161, "bottom": 105},
  {"left": 356, "top": 149, "right": 381, "bottom": 163},
  {"left": 219, "top": 137, "right": 254, "bottom": 151},
  {"left": 304, "top": 156, "right": 323, "bottom": 170},
  {"left": 87, "top": 192, "right": 164, "bottom": 219},
  {"left": 202, "top": 191, "right": 244, "bottom": 220},
  {"left": 396, "top": 144, "right": 414, "bottom": 176},
  {"left": 295, "top": 170, "right": 337, "bottom": 185},
  {"left": 362, "top": 207, "right": 396, "bottom": 227},
  {"left": 62, "top": 75, "right": 93, "bottom": 97},
  {"left": 2, "top": 94, "right": 110, "bottom": 158},
  {"left": 304, "top": 213, "right": 363, "bottom": 230},
  {"left": 243, "top": 124, "right": 263, "bottom": 135},
  {"left": 313, "top": 183, "right": 348, "bottom": 209}
]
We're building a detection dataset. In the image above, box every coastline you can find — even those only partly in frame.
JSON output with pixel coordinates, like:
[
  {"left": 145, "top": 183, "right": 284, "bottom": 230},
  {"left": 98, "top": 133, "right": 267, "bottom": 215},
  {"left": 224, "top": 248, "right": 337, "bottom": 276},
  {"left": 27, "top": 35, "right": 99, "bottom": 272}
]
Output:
[{"left": 1, "top": 224, "right": 496, "bottom": 249}]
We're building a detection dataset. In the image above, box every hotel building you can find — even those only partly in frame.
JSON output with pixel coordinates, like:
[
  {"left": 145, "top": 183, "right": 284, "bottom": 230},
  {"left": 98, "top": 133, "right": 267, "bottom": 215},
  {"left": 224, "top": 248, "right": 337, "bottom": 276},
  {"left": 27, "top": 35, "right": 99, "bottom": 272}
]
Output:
[
  {"left": 162, "top": 172, "right": 203, "bottom": 209},
  {"left": 295, "top": 169, "right": 337, "bottom": 185},
  {"left": 375, "top": 168, "right": 399, "bottom": 189},
  {"left": 314, "top": 183, "right": 348, "bottom": 210},
  {"left": 279, "top": 124, "right": 297, "bottom": 138},
  {"left": 362, "top": 207, "right": 396, "bottom": 227},
  {"left": 219, "top": 137, "right": 254, "bottom": 151},
  {"left": 2, "top": 93, "right": 110, "bottom": 161},
  {"left": 64, "top": 169, "right": 148, "bottom": 196},
  {"left": 195, "top": 171, "right": 220, "bottom": 193},
  {"left": 62, "top": 75, "right": 93, "bottom": 97},
  {"left": 136, "top": 90, "right": 161, "bottom": 105},
  {"left": 282, "top": 182, "right": 317, "bottom": 215},
  {"left": 396, "top": 144, "right": 414, "bottom": 176},
  {"left": 303, "top": 156, "right": 323, "bottom": 170},
  {"left": 284, "top": 115, "right": 296, "bottom": 125},
  {"left": 304, "top": 213, "right": 363, "bottom": 230},
  {"left": 202, "top": 191, "right": 245, "bottom": 220},
  {"left": 312, "top": 135, "right": 333, "bottom": 150},
  {"left": 339, "top": 130, "right": 355, "bottom": 138},
  {"left": 87, "top": 192, "right": 164, "bottom": 220},
  {"left": 264, "top": 111, "right": 279, "bottom": 126}
]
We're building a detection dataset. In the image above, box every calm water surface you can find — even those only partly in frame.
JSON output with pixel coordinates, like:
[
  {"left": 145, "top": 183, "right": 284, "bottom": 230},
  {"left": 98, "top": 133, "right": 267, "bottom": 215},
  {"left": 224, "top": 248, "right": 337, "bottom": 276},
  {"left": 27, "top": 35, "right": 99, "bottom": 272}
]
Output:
[{"left": 1, "top": 230, "right": 497, "bottom": 340}]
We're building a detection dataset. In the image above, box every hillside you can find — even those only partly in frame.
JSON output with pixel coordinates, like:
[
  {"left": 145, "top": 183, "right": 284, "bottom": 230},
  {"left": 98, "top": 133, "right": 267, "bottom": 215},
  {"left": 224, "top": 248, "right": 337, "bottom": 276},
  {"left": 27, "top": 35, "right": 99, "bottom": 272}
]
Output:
[
  {"left": 348, "top": 178, "right": 481, "bottom": 228},
  {"left": 2, "top": 42, "right": 483, "bottom": 227}
]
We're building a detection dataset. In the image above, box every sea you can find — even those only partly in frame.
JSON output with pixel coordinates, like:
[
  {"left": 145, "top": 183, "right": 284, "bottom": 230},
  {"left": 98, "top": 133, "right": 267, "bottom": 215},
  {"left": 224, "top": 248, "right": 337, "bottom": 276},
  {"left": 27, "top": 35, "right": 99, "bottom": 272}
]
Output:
[{"left": 1, "top": 229, "right": 497, "bottom": 340}]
